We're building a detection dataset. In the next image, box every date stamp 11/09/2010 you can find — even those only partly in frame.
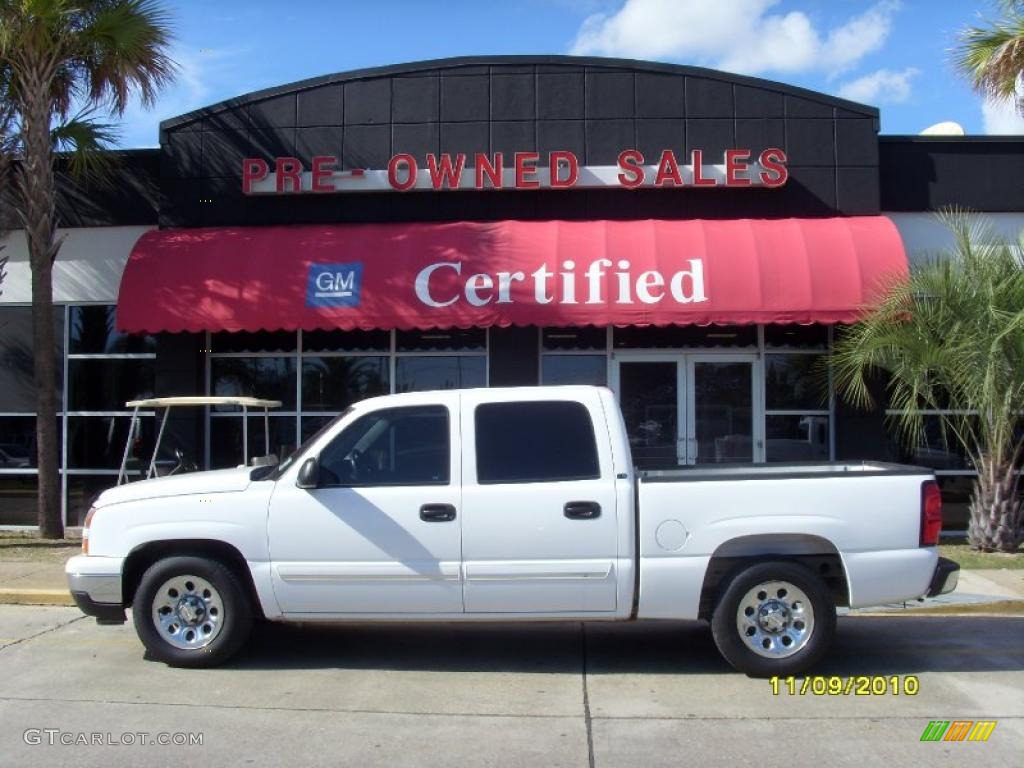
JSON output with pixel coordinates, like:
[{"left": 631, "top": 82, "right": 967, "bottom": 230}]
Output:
[{"left": 768, "top": 675, "right": 920, "bottom": 696}]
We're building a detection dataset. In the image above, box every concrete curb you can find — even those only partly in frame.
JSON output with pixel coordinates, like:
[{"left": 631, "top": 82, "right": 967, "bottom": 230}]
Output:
[
  {"left": 0, "top": 588, "right": 75, "bottom": 607},
  {"left": 848, "top": 600, "right": 1024, "bottom": 617}
]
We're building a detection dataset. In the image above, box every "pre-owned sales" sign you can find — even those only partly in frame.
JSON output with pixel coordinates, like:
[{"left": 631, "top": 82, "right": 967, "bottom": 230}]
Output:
[{"left": 242, "top": 148, "right": 788, "bottom": 195}]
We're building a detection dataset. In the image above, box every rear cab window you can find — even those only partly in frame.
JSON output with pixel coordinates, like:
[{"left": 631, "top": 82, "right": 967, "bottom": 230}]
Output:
[{"left": 475, "top": 400, "right": 600, "bottom": 484}]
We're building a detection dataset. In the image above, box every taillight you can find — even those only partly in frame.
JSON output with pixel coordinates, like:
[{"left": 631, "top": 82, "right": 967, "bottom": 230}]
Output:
[
  {"left": 920, "top": 481, "right": 942, "bottom": 546},
  {"left": 82, "top": 506, "right": 97, "bottom": 555}
]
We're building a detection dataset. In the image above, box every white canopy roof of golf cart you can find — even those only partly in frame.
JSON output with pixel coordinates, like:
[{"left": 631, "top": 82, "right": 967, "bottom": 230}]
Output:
[{"left": 125, "top": 396, "right": 282, "bottom": 408}]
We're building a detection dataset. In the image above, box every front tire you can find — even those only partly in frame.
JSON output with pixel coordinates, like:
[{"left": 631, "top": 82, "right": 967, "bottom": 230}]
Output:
[
  {"left": 711, "top": 560, "right": 836, "bottom": 677},
  {"left": 132, "top": 556, "right": 252, "bottom": 668}
]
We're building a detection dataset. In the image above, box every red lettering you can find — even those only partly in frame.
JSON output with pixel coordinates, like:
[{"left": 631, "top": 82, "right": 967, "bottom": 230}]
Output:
[
  {"left": 690, "top": 150, "right": 716, "bottom": 187},
  {"left": 275, "top": 157, "right": 303, "bottom": 193},
  {"left": 617, "top": 150, "right": 645, "bottom": 188},
  {"left": 758, "top": 148, "right": 788, "bottom": 187},
  {"left": 475, "top": 152, "right": 503, "bottom": 189},
  {"left": 549, "top": 151, "right": 579, "bottom": 188},
  {"left": 725, "top": 149, "right": 752, "bottom": 186},
  {"left": 654, "top": 150, "right": 683, "bottom": 187},
  {"left": 514, "top": 152, "right": 540, "bottom": 189},
  {"left": 426, "top": 153, "right": 466, "bottom": 190},
  {"left": 388, "top": 153, "right": 418, "bottom": 191},
  {"left": 241, "top": 158, "right": 269, "bottom": 194},
  {"left": 311, "top": 155, "right": 337, "bottom": 193}
]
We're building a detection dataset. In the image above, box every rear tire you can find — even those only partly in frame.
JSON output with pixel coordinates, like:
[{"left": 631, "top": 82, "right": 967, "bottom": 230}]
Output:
[
  {"left": 132, "top": 556, "right": 252, "bottom": 668},
  {"left": 710, "top": 560, "right": 835, "bottom": 677}
]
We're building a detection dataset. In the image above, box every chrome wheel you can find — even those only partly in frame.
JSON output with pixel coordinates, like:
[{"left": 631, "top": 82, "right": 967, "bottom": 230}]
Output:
[
  {"left": 736, "top": 580, "right": 814, "bottom": 659},
  {"left": 151, "top": 574, "right": 224, "bottom": 650}
]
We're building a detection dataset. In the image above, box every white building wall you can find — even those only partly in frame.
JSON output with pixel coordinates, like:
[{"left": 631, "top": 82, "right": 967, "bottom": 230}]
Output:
[
  {"left": 0, "top": 226, "right": 152, "bottom": 305},
  {"left": 885, "top": 212, "right": 1024, "bottom": 266}
]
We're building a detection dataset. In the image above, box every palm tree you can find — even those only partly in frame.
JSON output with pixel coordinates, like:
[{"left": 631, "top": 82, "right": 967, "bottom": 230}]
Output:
[
  {"left": 0, "top": 0, "right": 174, "bottom": 538},
  {"left": 954, "top": 1, "right": 1024, "bottom": 114},
  {"left": 832, "top": 213, "right": 1024, "bottom": 553}
]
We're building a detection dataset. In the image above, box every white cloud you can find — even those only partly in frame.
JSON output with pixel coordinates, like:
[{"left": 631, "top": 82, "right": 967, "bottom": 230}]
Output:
[
  {"left": 981, "top": 97, "right": 1024, "bottom": 135},
  {"left": 837, "top": 67, "right": 920, "bottom": 105},
  {"left": 569, "top": 0, "right": 900, "bottom": 77},
  {"left": 116, "top": 45, "right": 245, "bottom": 148}
]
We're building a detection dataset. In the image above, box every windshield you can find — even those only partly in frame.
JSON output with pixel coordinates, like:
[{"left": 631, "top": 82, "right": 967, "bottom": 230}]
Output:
[{"left": 266, "top": 407, "right": 353, "bottom": 480}]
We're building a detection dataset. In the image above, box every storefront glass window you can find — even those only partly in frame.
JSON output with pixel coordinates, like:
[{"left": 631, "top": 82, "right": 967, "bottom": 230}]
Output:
[
  {"left": 0, "top": 474, "right": 38, "bottom": 525},
  {"left": 395, "top": 357, "right": 485, "bottom": 392},
  {"left": 397, "top": 328, "right": 486, "bottom": 352},
  {"left": 66, "top": 415, "right": 155, "bottom": 470},
  {"left": 542, "top": 327, "right": 607, "bottom": 350},
  {"left": 765, "top": 355, "right": 828, "bottom": 411},
  {"left": 69, "top": 305, "right": 154, "bottom": 354},
  {"left": 209, "top": 415, "right": 296, "bottom": 469},
  {"left": 211, "top": 330, "right": 296, "bottom": 354},
  {"left": 68, "top": 359, "right": 155, "bottom": 411},
  {"left": 210, "top": 357, "right": 297, "bottom": 410},
  {"left": 303, "top": 329, "right": 390, "bottom": 353},
  {"left": 541, "top": 355, "right": 607, "bottom": 386},
  {"left": 764, "top": 324, "right": 829, "bottom": 350},
  {"left": 0, "top": 306, "right": 64, "bottom": 412},
  {"left": 0, "top": 416, "right": 38, "bottom": 469},
  {"left": 301, "top": 356, "right": 389, "bottom": 411},
  {"left": 765, "top": 415, "right": 830, "bottom": 462},
  {"left": 614, "top": 325, "right": 756, "bottom": 348}
]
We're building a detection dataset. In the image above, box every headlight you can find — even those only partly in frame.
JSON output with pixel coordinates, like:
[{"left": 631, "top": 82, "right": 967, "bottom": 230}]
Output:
[{"left": 82, "top": 506, "right": 97, "bottom": 554}]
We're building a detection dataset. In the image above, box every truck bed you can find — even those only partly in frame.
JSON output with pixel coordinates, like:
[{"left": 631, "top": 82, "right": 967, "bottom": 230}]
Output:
[{"left": 639, "top": 461, "right": 931, "bottom": 482}]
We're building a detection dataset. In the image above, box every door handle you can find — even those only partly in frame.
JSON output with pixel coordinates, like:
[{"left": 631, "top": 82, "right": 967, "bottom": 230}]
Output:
[
  {"left": 564, "top": 501, "right": 601, "bottom": 520},
  {"left": 420, "top": 503, "right": 457, "bottom": 522}
]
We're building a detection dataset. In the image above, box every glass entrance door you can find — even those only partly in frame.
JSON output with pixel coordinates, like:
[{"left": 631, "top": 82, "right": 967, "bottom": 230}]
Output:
[{"left": 612, "top": 354, "right": 761, "bottom": 469}]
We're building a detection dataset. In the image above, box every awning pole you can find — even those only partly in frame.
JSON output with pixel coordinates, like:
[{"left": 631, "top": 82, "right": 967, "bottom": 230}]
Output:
[
  {"left": 242, "top": 404, "right": 248, "bottom": 466},
  {"left": 117, "top": 407, "right": 139, "bottom": 486},
  {"left": 149, "top": 406, "right": 170, "bottom": 479}
]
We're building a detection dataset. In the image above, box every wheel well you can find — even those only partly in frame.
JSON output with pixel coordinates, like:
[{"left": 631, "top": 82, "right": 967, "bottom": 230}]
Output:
[
  {"left": 697, "top": 535, "right": 849, "bottom": 620},
  {"left": 121, "top": 539, "right": 265, "bottom": 619}
]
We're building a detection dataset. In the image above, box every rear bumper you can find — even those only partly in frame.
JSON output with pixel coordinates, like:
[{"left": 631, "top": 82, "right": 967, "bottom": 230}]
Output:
[
  {"left": 65, "top": 555, "right": 125, "bottom": 625},
  {"left": 926, "top": 557, "right": 960, "bottom": 597}
]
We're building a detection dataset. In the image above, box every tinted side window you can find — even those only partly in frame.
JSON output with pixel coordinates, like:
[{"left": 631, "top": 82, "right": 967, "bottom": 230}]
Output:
[
  {"left": 319, "top": 406, "right": 449, "bottom": 486},
  {"left": 475, "top": 401, "right": 600, "bottom": 484}
]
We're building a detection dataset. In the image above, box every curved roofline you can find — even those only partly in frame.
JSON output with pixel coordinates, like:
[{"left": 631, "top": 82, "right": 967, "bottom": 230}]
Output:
[{"left": 160, "top": 54, "right": 878, "bottom": 137}]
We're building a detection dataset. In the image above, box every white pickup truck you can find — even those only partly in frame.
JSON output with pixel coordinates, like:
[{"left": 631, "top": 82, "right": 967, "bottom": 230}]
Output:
[{"left": 66, "top": 386, "right": 958, "bottom": 676}]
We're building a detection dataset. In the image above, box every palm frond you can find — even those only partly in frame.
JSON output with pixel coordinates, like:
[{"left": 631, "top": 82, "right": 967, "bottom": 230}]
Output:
[
  {"left": 953, "top": 3, "right": 1024, "bottom": 105},
  {"left": 50, "top": 112, "right": 118, "bottom": 180}
]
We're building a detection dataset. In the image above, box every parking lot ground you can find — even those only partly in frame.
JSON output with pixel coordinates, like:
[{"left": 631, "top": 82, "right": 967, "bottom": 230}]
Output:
[{"left": 0, "top": 605, "right": 1021, "bottom": 767}]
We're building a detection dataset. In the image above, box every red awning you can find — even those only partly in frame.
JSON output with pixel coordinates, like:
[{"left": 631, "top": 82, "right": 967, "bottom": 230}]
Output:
[{"left": 116, "top": 217, "right": 907, "bottom": 333}]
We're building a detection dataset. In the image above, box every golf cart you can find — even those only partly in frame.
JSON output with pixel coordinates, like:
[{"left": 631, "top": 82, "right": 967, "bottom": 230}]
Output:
[{"left": 116, "top": 396, "right": 282, "bottom": 485}]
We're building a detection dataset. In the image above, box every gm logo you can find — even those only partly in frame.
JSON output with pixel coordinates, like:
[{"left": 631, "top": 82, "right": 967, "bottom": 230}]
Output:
[{"left": 307, "top": 262, "right": 363, "bottom": 308}]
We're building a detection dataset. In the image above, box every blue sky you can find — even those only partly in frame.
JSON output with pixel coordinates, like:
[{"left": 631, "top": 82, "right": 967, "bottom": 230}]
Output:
[{"left": 116, "top": 0, "right": 1024, "bottom": 148}]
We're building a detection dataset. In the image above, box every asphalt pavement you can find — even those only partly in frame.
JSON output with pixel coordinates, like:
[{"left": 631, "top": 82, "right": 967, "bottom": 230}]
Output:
[{"left": 0, "top": 605, "right": 1021, "bottom": 767}]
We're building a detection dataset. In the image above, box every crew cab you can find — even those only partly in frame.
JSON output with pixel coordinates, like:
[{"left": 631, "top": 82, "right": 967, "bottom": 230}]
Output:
[{"left": 66, "top": 386, "right": 959, "bottom": 676}]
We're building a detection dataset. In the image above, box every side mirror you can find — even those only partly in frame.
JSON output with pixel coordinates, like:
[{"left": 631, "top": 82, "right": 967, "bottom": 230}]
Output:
[{"left": 296, "top": 457, "right": 320, "bottom": 489}]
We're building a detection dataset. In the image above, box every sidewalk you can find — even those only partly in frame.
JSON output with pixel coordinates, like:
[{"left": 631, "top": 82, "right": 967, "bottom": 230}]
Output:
[{"left": 0, "top": 554, "right": 1022, "bottom": 614}]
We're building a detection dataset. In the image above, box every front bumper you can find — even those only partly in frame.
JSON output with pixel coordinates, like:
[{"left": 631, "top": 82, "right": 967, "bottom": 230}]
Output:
[
  {"left": 65, "top": 555, "right": 125, "bottom": 625},
  {"left": 926, "top": 556, "right": 960, "bottom": 597}
]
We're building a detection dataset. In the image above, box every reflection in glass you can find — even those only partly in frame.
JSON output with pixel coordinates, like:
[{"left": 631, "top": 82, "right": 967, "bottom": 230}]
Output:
[
  {"left": 301, "top": 357, "right": 389, "bottom": 411},
  {"left": 67, "top": 416, "right": 154, "bottom": 470},
  {"left": 395, "top": 357, "right": 485, "bottom": 392},
  {"left": 66, "top": 475, "right": 120, "bottom": 526},
  {"left": 210, "top": 357, "right": 296, "bottom": 410},
  {"left": 210, "top": 416, "right": 296, "bottom": 469},
  {"left": 619, "top": 362, "right": 678, "bottom": 469},
  {"left": 0, "top": 305, "right": 64, "bottom": 411},
  {"left": 766, "top": 415, "right": 829, "bottom": 462},
  {"left": 693, "top": 361, "right": 753, "bottom": 463},
  {"left": 541, "top": 355, "right": 607, "bottom": 386},
  {"left": 0, "top": 474, "right": 39, "bottom": 525},
  {"left": 68, "top": 359, "right": 154, "bottom": 411},
  {"left": 69, "top": 305, "right": 154, "bottom": 354},
  {"left": 614, "top": 325, "right": 756, "bottom": 348},
  {"left": 765, "top": 355, "right": 827, "bottom": 410},
  {"left": 890, "top": 416, "right": 974, "bottom": 471},
  {"left": 0, "top": 416, "right": 37, "bottom": 468}
]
